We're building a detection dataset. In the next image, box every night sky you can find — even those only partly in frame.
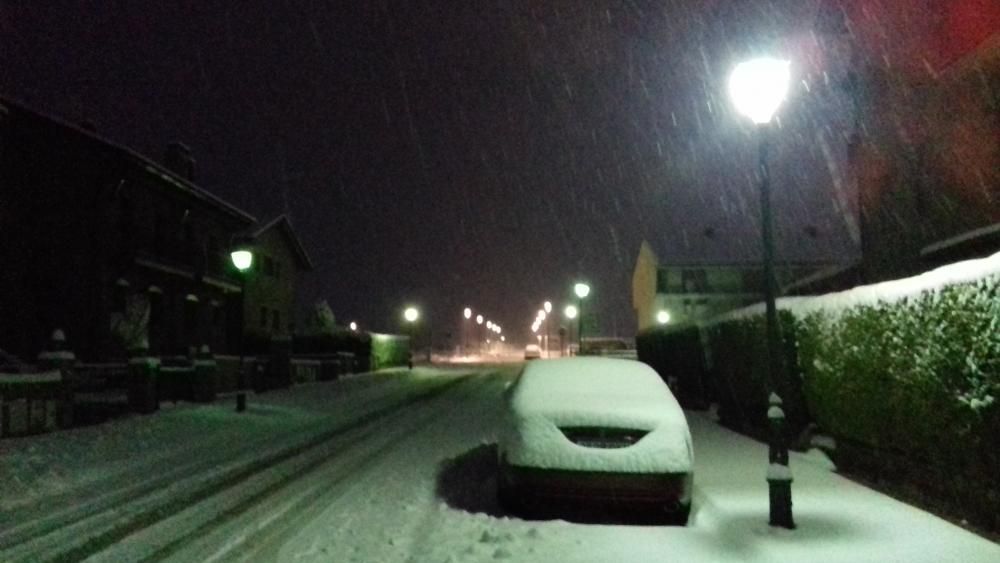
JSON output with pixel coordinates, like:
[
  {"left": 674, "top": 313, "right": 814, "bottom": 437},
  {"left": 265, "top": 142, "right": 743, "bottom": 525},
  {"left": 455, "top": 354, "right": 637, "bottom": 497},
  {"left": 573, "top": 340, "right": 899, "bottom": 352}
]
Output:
[{"left": 1, "top": 1, "right": 858, "bottom": 342}]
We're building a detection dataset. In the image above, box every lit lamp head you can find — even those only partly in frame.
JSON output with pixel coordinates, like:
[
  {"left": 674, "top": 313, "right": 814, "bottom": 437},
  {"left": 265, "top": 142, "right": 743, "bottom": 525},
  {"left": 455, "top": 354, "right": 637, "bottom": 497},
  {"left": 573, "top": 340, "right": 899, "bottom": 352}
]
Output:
[
  {"left": 728, "top": 57, "right": 791, "bottom": 125},
  {"left": 463, "top": 307, "right": 472, "bottom": 320},
  {"left": 656, "top": 310, "right": 671, "bottom": 325},
  {"left": 486, "top": 321, "right": 493, "bottom": 330},
  {"left": 349, "top": 321, "right": 358, "bottom": 331},
  {"left": 543, "top": 301, "right": 552, "bottom": 313},
  {"left": 564, "top": 304, "right": 578, "bottom": 319},
  {"left": 574, "top": 283, "right": 590, "bottom": 299},
  {"left": 403, "top": 307, "right": 419, "bottom": 323},
  {"left": 476, "top": 314, "right": 483, "bottom": 325},
  {"left": 230, "top": 249, "right": 253, "bottom": 273}
]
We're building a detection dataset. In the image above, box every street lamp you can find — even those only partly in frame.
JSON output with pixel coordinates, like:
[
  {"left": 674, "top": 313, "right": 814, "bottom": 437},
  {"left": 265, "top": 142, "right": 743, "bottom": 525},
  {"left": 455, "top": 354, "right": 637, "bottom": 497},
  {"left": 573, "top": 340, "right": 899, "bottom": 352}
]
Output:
[
  {"left": 564, "top": 304, "right": 578, "bottom": 357},
  {"left": 730, "top": 56, "right": 792, "bottom": 529},
  {"left": 349, "top": 321, "right": 358, "bottom": 331},
  {"left": 403, "top": 307, "right": 419, "bottom": 369},
  {"left": 656, "top": 310, "right": 671, "bottom": 325},
  {"left": 230, "top": 243, "right": 254, "bottom": 413},
  {"left": 462, "top": 307, "right": 472, "bottom": 356},
  {"left": 728, "top": 57, "right": 789, "bottom": 392},
  {"left": 573, "top": 282, "right": 590, "bottom": 355},
  {"left": 543, "top": 301, "right": 552, "bottom": 357}
]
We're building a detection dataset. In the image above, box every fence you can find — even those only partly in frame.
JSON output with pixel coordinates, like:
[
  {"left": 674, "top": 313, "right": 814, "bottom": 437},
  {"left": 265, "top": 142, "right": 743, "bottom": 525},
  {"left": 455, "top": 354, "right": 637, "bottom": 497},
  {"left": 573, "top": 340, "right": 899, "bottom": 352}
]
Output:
[{"left": 0, "top": 371, "right": 68, "bottom": 437}]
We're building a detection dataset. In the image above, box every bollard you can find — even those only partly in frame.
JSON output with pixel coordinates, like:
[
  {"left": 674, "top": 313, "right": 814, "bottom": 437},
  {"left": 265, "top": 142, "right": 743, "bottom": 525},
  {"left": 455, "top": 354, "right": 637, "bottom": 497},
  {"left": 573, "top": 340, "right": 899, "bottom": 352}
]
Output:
[
  {"left": 767, "top": 392, "right": 795, "bottom": 528},
  {"left": 37, "top": 329, "right": 76, "bottom": 429},
  {"left": 193, "top": 344, "right": 217, "bottom": 403}
]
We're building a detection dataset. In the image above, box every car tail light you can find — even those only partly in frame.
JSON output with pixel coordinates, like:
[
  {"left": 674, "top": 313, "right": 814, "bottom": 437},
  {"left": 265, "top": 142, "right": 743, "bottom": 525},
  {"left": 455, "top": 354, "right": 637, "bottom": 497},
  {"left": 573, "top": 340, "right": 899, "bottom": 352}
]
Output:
[{"left": 559, "top": 426, "right": 649, "bottom": 449}]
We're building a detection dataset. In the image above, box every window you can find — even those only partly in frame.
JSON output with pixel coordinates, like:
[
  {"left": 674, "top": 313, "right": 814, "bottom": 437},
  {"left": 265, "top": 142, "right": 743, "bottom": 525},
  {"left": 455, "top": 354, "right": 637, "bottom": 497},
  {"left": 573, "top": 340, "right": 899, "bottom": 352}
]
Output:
[
  {"left": 271, "top": 310, "right": 281, "bottom": 332},
  {"left": 260, "top": 307, "right": 268, "bottom": 328},
  {"left": 681, "top": 269, "right": 709, "bottom": 293}
]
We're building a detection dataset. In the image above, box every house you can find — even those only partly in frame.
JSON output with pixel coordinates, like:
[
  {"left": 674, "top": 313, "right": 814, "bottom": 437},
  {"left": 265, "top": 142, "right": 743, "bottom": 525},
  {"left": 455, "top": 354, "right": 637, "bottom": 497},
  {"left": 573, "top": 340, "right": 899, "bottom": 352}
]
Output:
[
  {"left": 632, "top": 241, "right": 833, "bottom": 331},
  {"left": 817, "top": 2, "right": 1000, "bottom": 284},
  {"left": 0, "top": 98, "right": 312, "bottom": 361},
  {"left": 242, "top": 215, "right": 314, "bottom": 339}
]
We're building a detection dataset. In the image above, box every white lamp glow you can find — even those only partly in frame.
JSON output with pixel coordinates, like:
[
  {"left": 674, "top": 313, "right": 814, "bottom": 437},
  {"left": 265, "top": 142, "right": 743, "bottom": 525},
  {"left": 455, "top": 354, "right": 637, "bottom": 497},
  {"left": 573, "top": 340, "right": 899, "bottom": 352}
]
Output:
[
  {"left": 574, "top": 283, "right": 590, "bottom": 299},
  {"left": 404, "top": 307, "right": 419, "bottom": 323},
  {"left": 656, "top": 310, "right": 671, "bottom": 325},
  {"left": 728, "top": 57, "right": 791, "bottom": 125},
  {"left": 230, "top": 250, "right": 253, "bottom": 272},
  {"left": 463, "top": 307, "right": 472, "bottom": 319},
  {"left": 564, "top": 304, "right": 578, "bottom": 319}
]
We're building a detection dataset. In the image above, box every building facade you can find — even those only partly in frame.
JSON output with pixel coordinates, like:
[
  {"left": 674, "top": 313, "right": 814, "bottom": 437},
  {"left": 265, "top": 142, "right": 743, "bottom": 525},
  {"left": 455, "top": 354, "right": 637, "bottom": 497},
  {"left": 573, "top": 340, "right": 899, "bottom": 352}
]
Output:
[{"left": 0, "top": 99, "right": 311, "bottom": 361}]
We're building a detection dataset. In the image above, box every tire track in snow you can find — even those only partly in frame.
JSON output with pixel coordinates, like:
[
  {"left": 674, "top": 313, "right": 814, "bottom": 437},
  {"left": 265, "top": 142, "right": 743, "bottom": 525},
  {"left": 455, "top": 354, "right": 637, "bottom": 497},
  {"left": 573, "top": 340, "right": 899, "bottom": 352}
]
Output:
[{"left": 1, "top": 374, "right": 470, "bottom": 563}]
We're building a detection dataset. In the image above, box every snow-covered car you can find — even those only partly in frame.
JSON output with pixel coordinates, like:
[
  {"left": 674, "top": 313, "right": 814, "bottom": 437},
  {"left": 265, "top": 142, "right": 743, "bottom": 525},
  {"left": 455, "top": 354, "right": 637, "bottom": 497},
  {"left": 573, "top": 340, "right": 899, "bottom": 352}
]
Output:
[
  {"left": 498, "top": 357, "right": 693, "bottom": 523},
  {"left": 523, "top": 344, "right": 542, "bottom": 360}
]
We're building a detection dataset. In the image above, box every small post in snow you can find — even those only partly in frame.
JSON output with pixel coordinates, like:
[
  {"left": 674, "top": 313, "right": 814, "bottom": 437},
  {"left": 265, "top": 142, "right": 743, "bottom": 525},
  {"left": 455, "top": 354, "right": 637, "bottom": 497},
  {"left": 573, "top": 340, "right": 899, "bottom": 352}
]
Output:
[{"left": 767, "top": 392, "right": 795, "bottom": 529}]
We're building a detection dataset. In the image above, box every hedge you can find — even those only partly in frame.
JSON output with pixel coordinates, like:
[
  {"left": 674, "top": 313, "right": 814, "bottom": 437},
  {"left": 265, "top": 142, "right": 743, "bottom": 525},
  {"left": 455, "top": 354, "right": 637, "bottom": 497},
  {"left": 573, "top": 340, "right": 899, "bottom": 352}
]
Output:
[
  {"left": 703, "top": 310, "right": 811, "bottom": 437},
  {"left": 700, "top": 255, "right": 1000, "bottom": 530},
  {"left": 369, "top": 333, "right": 410, "bottom": 369},
  {"left": 636, "top": 326, "right": 709, "bottom": 409}
]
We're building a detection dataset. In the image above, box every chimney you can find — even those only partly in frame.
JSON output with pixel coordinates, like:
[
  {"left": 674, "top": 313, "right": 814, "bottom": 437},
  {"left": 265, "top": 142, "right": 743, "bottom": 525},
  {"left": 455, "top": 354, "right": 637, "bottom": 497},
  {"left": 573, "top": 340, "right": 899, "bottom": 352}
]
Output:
[{"left": 164, "top": 142, "right": 196, "bottom": 181}]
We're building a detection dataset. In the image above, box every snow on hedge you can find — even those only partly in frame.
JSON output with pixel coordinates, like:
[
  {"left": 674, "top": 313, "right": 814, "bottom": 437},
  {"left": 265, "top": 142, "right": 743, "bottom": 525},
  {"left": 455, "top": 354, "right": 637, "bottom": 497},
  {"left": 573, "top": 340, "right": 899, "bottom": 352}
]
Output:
[
  {"left": 501, "top": 357, "right": 693, "bottom": 473},
  {"left": 710, "top": 250, "right": 1000, "bottom": 324}
]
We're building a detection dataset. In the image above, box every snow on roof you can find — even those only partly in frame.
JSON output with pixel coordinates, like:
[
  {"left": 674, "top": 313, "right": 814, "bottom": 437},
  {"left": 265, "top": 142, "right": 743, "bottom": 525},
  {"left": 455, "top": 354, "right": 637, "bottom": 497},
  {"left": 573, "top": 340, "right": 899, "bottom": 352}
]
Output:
[{"left": 708, "top": 250, "right": 1000, "bottom": 325}]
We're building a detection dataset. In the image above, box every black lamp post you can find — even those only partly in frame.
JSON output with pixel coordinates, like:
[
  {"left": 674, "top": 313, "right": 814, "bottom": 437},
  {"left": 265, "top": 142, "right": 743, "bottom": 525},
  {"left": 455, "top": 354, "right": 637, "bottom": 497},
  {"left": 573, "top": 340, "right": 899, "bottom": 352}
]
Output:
[
  {"left": 230, "top": 243, "right": 254, "bottom": 413},
  {"left": 729, "top": 56, "right": 793, "bottom": 528},
  {"left": 573, "top": 282, "right": 590, "bottom": 354}
]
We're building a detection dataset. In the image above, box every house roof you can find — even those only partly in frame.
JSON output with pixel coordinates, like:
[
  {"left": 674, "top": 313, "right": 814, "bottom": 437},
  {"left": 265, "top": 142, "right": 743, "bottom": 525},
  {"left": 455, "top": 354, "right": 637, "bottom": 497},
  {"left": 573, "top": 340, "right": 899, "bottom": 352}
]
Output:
[
  {"left": 249, "top": 214, "right": 314, "bottom": 270},
  {"left": 0, "top": 97, "right": 256, "bottom": 225}
]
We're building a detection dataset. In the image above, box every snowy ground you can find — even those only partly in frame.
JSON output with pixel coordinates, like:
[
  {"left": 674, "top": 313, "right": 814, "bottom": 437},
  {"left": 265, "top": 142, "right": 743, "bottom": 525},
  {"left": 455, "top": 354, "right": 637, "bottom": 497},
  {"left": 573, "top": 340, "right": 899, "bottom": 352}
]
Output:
[{"left": 2, "top": 364, "right": 997, "bottom": 562}]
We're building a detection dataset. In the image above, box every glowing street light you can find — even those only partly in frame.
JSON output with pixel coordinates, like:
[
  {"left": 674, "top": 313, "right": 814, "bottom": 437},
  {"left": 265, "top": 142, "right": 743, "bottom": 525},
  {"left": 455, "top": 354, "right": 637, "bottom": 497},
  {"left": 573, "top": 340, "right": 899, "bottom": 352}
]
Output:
[
  {"left": 543, "top": 301, "right": 552, "bottom": 313},
  {"left": 486, "top": 320, "right": 493, "bottom": 330},
  {"left": 349, "top": 321, "right": 358, "bottom": 331},
  {"left": 230, "top": 239, "right": 254, "bottom": 413},
  {"left": 728, "top": 58, "right": 790, "bottom": 125},
  {"left": 403, "top": 307, "right": 420, "bottom": 323},
  {"left": 564, "top": 305, "right": 578, "bottom": 319},
  {"left": 476, "top": 314, "right": 483, "bottom": 325},
  {"left": 463, "top": 307, "right": 472, "bottom": 319},
  {"left": 656, "top": 310, "right": 671, "bottom": 325},
  {"left": 573, "top": 283, "right": 591, "bottom": 299},
  {"left": 573, "top": 282, "right": 590, "bottom": 355}
]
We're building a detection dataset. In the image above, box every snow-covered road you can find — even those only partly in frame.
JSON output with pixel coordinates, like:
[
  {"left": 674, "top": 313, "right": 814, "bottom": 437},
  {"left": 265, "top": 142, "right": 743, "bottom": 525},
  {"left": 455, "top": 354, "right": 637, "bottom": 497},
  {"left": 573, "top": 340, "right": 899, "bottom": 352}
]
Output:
[{"left": 3, "top": 364, "right": 998, "bottom": 562}]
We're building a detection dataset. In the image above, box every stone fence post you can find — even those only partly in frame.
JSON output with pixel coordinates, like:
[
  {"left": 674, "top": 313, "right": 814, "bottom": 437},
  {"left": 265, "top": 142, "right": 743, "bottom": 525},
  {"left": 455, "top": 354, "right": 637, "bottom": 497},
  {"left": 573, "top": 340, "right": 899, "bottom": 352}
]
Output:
[
  {"left": 36, "top": 329, "right": 76, "bottom": 429},
  {"left": 128, "top": 346, "right": 160, "bottom": 414},
  {"left": 767, "top": 392, "right": 795, "bottom": 529}
]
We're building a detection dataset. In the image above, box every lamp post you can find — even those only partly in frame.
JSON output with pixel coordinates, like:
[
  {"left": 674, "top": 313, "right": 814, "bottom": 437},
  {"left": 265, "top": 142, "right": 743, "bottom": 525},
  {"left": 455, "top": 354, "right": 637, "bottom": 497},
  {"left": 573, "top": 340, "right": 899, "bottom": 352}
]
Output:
[
  {"left": 564, "top": 304, "right": 578, "bottom": 356},
  {"left": 573, "top": 283, "right": 590, "bottom": 355},
  {"left": 543, "top": 301, "right": 552, "bottom": 357},
  {"left": 475, "top": 314, "right": 484, "bottom": 354},
  {"left": 729, "top": 56, "right": 792, "bottom": 529},
  {"left": 230, "top": 245, "right": 254, "bottom": 413},
  {"left": 463, "top": 307, "right": 472, "bottom": 356},
  {"left": 404, "top": 306, "right": 419, "bottom": 369}
]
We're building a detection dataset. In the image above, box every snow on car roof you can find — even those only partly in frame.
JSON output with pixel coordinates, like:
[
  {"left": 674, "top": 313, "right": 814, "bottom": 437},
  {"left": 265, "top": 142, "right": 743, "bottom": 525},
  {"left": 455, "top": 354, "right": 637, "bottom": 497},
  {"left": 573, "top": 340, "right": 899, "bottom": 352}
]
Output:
[{"left": 511, "top": 357, "right": 685, "bottom": 428}]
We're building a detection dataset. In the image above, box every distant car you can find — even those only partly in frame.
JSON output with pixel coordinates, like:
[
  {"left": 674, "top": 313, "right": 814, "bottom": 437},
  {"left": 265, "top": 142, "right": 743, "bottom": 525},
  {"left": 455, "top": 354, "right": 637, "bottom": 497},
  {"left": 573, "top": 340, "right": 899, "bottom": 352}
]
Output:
[
  {"left": 498, "top": 357, "right": 693, "bottom": 524},
  {"left": 523, "top": 344, "right": 542, "bottom": 360}
]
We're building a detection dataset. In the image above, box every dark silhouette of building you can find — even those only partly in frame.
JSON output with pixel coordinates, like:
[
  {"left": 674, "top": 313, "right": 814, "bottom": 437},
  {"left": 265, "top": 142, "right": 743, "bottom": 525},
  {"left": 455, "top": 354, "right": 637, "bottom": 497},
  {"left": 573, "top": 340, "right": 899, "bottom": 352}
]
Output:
[{"left": 0, "top": 98, "right": 311, "bottom": 361}]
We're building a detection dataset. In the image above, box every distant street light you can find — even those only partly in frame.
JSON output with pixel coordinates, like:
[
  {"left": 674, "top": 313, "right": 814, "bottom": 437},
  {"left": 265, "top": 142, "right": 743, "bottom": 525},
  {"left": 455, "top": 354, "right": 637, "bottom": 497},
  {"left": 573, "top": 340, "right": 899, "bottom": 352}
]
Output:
[
  {"left": 403, "top": 307, "right": 419, "bottom": 369},
  {"left": 462, "top": 308, "right": 472, "bottom": 356},
  {"left": 543, "top": 301, "right": 552, "bottom": 313},
  {"left": 656, "top": 310, "right": 671, "bottom": 325},
  {"left": 486, "top": 320, "right": 493, "bottom": 330},
  {"left": 349, "top": 321, "right": 358, "bottom": 331},
  {"left": 573, "top": 282, "right": 590, "bottom": 355},
  {"left": 230, "top": 242, "right": 254, "bottom": 413},
  {"left": 543, "top": 301, "right": 553, "bottom": 357},
  {"left": 476, "top": 314, "right": 483, "bottom": 325},
  {"left": 564, "top": 305, "right": 578, "bottom": 319}
]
